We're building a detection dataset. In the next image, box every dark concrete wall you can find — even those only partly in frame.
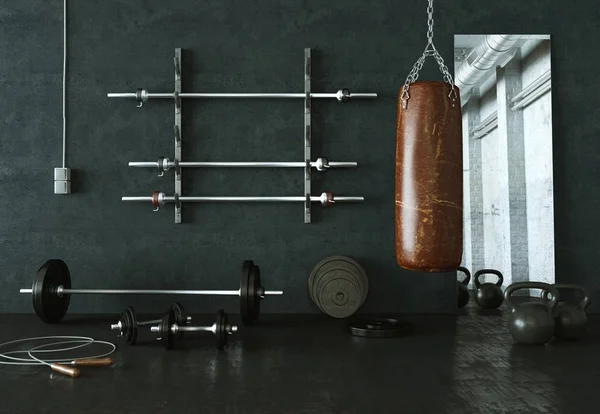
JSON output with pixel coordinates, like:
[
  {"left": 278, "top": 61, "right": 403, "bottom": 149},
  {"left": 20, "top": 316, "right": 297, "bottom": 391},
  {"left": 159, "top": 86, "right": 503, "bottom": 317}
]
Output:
[{"left": 1, "top": 0, "right": 597, "bottom": 315}]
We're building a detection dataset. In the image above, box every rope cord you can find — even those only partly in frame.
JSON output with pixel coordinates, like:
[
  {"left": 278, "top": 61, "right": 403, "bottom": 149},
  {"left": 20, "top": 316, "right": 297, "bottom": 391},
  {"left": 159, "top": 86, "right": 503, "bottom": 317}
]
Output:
[{"left": 0, "top": 336, "right": 116, "bottom": 366}]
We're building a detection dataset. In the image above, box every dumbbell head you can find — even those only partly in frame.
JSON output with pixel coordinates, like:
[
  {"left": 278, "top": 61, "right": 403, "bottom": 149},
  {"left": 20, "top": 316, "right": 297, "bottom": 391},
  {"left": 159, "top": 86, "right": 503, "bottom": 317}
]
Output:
[
  {"left": 157, "top": 308, "right": 176, "bottom": 350},
  {"left": 111, "top": 306, "right": 139, "bottom": 345}
]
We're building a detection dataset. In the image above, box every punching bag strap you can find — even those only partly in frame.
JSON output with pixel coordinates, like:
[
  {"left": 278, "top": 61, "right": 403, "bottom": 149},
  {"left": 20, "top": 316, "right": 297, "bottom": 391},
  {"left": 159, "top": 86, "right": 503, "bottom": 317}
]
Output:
[{"left": 401, "top": 0, "right": 457, "bottom": 109}]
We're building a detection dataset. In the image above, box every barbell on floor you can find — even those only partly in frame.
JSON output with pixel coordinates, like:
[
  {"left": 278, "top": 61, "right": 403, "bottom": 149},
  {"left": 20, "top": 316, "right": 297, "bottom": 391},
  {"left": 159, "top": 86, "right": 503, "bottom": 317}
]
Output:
[
  {"left": 20, "top": 259, "right": 280, "bottom": 325},
  {"left": 122, "top": 191, "right": 364, "bottom": 211},
  {"left": 107, "top": 88, "right": 377, "bottom": 107},
  {"left": 129, "top": 157, "right": 357, "bottom": 176}
]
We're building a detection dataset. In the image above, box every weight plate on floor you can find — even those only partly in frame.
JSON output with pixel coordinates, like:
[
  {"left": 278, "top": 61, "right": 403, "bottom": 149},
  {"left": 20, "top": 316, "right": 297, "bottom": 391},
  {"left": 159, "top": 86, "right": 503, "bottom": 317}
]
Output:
[
  {"left": 170, "top": 302, "right": 187, "bottom": 339},
  {"left": 315, "top": 261, "right": 366, "bottom": 304},
  {"left": 33, "top": 259, "right": 71, "bottom": 324},
  {"left": 241, "top": 260, "right": 261, "bottom": 325},
  {"left": 120, "top": 306, "right": 138, "bottom": 345},
  {"left": 309, "top": 255, "right": 368, "bottom": 305},
  {"left": 318, "top": 270, "right": 362, "bottom": 318},
  {"left": 314, "top": 267, "right": 361, "bottom": 313},
  {"left": 160, "top": 308, "right": 176, "bottom": 350},
  {"left": 325, "top": 256, "right": 369, "bottom": 303},
  {"left": 215, "top": 309, "right": 227, "bottom": 349},
  {"left": 347, "top": 318, "right": 414, "bottom": 338}
]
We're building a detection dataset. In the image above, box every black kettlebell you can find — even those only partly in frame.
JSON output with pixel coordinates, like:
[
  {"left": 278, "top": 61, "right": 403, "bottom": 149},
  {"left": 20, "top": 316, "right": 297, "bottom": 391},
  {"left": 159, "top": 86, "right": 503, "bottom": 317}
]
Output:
[
  {"left": 541, "top": 284, "right": 591, "bottom": 340},
  {"left": 505, "top": 281, "right": 559, "bottom": 345},
  {"left": 457, "top": 266, "right": 471, "bottom": 308},
  {"left": 473, "top": 269, "right": 504, "bottom": 309}
]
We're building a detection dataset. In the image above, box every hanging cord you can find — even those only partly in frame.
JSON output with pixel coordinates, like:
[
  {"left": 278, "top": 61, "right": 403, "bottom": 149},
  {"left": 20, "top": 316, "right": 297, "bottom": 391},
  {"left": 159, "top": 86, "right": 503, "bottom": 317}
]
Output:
[
  {"left": 401, "top": 0, "right": 456, "bottom": 109},
  {"left": 62, "top": 0, "right": 67, "bottom": 168},
  {"left": 0, "top": 336, "right": 116, "bottom": 378}
]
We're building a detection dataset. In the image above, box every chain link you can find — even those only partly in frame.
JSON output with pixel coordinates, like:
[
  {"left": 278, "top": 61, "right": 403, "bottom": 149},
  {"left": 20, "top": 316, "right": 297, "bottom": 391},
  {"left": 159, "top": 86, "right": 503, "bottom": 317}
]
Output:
[{"left": 401, "top": 0, "right": 456, "bottom": 108}]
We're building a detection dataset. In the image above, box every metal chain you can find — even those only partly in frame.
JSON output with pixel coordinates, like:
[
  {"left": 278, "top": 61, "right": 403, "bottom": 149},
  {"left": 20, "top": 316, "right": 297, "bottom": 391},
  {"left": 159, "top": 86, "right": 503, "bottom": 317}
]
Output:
[{"left": 401, "top": 0, "right": 457, "bottom": 108}]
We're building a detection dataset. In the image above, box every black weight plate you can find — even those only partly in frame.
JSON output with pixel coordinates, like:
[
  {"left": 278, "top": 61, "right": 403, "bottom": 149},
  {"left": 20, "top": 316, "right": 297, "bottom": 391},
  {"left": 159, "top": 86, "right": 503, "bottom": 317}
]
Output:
[
  {"left": 240, "top": 260, "right": 253, "bottom": 325},
  {"left": 319, "top": 274, "right": 362, "bottom": 318},
  {"left": 121, "top": 306, "right": 138, "bottom": 345},
  {"left": 315, "top": 262, "right": 365, "bottom": 305},
  {"left": 315, "top": 268, "right": 361, "bottom": 313},
  {"left": 309, "top": 256, "right": 369, "bottom": 305},
  {"left": 170, "top": 302, "right": 187, "bottom": 340},
  {"left": 215, "top": 309, "right": 227, "bottom": 349},
  {"left": 33, "top": 259, "right": 71, "bottom": 324},
  {"left": 325, "top": 256, "right": 369, "bottom": 303},
  {"left": 250, "top": 264, "right": 261, "bottom": 322},
  {"left": 160, "top": 308, "right": 175, "bottom": 350},
  {"left": 347, "top": 318, "right": 414, "bottom": 338}
]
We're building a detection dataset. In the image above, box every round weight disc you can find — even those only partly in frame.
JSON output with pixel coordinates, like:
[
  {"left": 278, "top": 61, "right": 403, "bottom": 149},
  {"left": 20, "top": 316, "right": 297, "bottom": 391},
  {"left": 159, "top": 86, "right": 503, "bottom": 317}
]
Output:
[
  {"left": 249, "top": 264, "right": 261, "bottom": 323},
  {"left": 170, "top": 302, "right": 186, "bottom": 340},
  {"left": 215, "top": 309, "right": 227, "bottom": 349},
  {"left": 33, "top": 259, "right": 71, "bottom": 324},
  {"left": 309, "top": 255, "right": 369, "bottom": 306},
  {"left": 121, "top": 306, "right": 138, "bottom": 345},
  {"left": 313, "top": 265, "right": 356, "bottom": 312},
  {"left": 325, "top": 256, "right": 369, "bottom": 303},
  {"left": 160, "top": 308, "right": 175, "bottom": 350},
  {"left": 315, "top": 268, "right": 361, "bottom": 313},
  {"left": 315, "top": 261, "right": 365, "bottom": 305},
  {"left": 240, "top": 260, "right": 252, "bottom": 325},
  {"left": 347, "top": 318, "right": 414, "bottom": 338},
  {"left": 319, "top": 276, "right": 362, "bottom": 318}
]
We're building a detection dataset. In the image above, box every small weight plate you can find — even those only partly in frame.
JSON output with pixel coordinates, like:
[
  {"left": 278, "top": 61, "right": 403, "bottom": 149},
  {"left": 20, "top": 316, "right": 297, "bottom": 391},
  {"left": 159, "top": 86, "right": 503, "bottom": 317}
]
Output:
[
  {"left": 33, "top": 259, "right": 71, "bottom": 324},
  {"left": 170, "top": 302, "right": 186, "bottom": 340},
  {"left": 319, "top": 276, "right": 362, "bottom": 318},
  {"left": 160, "top": 308, "right": 175, "bottom": 350},
  {"left": 347, "top": 318, "right": 414, "bottom": 338},
  {"left": 315, "top": 261, "right": 365, "bottom": 304},
  {"left": 315, "top": 268, "right": 361, "bottom": 313},
  {"left": 121, "top": 306, "right": 138, "bottom": 345},
  {"left": 215, "top": 309, "right": 227, "bottom": 349},
  {"left": 240, "top": 260, "right": 252, "bottom": 325},
  {"left": 313, "top": 264, "right": 355, "bottom": 311}
]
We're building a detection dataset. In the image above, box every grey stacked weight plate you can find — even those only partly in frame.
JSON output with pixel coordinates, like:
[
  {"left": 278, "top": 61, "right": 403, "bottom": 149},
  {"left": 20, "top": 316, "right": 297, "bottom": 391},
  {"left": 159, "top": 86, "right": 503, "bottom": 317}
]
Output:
[{"left": 308, "top": 256, "right": 369, "bottom": 318}]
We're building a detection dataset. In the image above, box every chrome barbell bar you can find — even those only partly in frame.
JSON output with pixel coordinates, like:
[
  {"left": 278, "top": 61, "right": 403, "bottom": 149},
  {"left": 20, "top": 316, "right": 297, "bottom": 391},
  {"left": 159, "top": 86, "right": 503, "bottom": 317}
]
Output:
[
  {"left": 107, "top": 88, "right": 377, "bottom": 106},
  {"left": 129, "top": 157, "right": 356, "bottom": 174},
  {"left": 121, "top": 191, "right": 364, "bottom": 211}
]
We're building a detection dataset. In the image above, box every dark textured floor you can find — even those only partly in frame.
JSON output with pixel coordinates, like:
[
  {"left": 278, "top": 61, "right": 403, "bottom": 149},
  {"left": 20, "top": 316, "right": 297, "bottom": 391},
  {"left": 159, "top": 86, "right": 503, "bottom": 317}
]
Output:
[{"left": 0, "top": 302, "right": 598, "bottom": 414}]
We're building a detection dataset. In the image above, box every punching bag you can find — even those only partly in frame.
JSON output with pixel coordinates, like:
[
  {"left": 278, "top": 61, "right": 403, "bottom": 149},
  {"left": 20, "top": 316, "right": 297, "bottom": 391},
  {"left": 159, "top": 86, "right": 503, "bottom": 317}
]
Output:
[
  {"left": 395, "top": 82, "right": 463, "bottom": 272},
  {"left": 394, "top": 0, "right": 463, "bottom": 272}
]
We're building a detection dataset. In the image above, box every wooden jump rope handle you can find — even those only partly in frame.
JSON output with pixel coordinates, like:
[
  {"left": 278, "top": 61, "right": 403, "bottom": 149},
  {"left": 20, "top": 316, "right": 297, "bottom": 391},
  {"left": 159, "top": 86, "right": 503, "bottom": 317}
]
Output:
[
  {"left": 50, "top": 364, "right": 80, "bottom": 378},
  {"left": 72, "top": 357, "right": 114, "bottom": 367}
]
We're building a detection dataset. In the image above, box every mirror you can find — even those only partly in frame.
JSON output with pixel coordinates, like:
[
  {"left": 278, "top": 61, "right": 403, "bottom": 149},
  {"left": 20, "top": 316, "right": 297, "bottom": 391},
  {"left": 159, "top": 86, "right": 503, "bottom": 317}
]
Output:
[{"left": 454, "top": 34, "right": 554, "bottom": 288}]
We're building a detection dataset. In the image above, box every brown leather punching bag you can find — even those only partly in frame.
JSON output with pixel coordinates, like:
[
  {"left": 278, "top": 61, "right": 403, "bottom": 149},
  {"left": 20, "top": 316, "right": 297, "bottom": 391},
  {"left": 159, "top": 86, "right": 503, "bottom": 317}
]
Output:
[{"left": 395, "top": 80, "right": 463, "bottom": 272}]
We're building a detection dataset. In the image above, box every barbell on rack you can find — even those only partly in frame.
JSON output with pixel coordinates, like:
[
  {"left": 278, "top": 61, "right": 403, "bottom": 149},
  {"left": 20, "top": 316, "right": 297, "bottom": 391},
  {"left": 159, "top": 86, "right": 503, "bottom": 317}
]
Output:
[
  {"left": 123, "top": 191, "right": 364, "bottom": 211},
  {"left": 107, "top": 88, "right": 377, "bottom": 106},
  {"left": 129, "top": 157, "right": 356, "bottom": 176},
  {"left": 20, "top": 259, "right": 280, "bottom": 325}
]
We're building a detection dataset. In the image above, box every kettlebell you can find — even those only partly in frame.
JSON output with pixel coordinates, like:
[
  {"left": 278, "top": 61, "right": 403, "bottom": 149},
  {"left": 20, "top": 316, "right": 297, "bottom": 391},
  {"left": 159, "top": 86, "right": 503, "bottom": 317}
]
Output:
[
  {"left": 473, "top": 269, "right": 504, "bottom": 309},
  {"left": 505, "top": 281, "right": 559, "bottom": 345},
  {"left": 541, "top": 284, "right": 591, "bottom": 340},
  {"left": 457, "top": 266, "right": 471, "bottom": 308}
]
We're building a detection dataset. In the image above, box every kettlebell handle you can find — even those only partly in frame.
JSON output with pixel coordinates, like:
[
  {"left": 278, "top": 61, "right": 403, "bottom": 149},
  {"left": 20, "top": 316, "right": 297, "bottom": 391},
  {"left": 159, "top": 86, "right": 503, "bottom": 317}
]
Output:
[
  {"left": 457, "top": 266, "right": 471, "bottom": 286},
  {"left": 474, "top": 269, "right": 503, "bottom": 288},
  {"left": 505, "top": 281, "right": 559, "bottom": 314},
  {"left": 540, "top": 283, "right": 591, "bottom": 311}
]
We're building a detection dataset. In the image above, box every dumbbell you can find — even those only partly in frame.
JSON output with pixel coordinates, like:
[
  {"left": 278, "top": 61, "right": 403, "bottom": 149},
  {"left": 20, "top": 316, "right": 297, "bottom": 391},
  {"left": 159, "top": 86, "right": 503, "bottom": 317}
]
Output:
[
  {"left": 150, "top": 308, "right": 237, "bottom": 350},
  {"left": 110, "top": 302, "right": 191, "bottom": 345}
]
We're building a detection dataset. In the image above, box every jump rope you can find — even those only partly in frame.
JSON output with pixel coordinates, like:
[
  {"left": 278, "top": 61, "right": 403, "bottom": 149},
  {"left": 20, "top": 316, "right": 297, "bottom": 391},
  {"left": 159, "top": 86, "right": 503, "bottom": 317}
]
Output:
[{"left": 0, "top": 336, "right": 116, "bottom": 378}]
